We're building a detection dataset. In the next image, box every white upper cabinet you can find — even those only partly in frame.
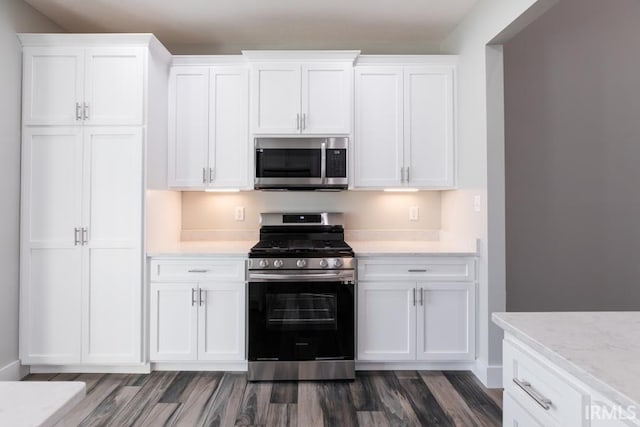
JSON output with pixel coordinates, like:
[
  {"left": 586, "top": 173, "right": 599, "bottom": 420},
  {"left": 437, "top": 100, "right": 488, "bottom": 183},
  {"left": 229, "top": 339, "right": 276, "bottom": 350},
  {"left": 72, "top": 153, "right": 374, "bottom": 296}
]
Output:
[
  {"left": 300, "top": 65, "right": 351, "bottom": 134},
  {"left": 168, "top": 67, "right": 210, "bottom": 188},
  {"left": 354, "top": 58, "right": 457, "bottom": 189},
  {"left": 168, "top": 62, "right": 250, "bottom": 190},
  {"left": 246, "top": 51, "right": 357, "bottom": 135},
  {"left": 354, "top": 67, "right": 404, "bottom": 187},
  {"left": 252, "top": 64, "right": 301, "bottom": 134},
  {"left": 404, "top": 67, "right": 455, "bottom": 188},
  {"left": 23, "top": 46, "right": 145, "bottom": 126}
]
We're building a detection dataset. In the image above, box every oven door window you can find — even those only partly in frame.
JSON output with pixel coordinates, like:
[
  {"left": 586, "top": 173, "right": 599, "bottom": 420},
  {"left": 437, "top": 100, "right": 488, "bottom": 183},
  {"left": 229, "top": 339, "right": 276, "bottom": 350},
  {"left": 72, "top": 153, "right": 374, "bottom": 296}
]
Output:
[
  {"left": 248, "top": 281, "right": 354, "bottom": 361},
  {"left": 266, "top": 292, "right": 337, "bottom": 331},
  {"left": 256, "top": 149, "right": 321, "bottom": 178}
]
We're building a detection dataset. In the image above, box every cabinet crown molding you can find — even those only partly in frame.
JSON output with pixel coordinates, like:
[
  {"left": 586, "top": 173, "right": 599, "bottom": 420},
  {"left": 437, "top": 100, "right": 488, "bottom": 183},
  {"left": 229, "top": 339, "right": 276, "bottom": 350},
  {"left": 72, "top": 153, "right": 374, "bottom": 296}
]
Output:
[
  {"left": 242, "top": 50, "right": 360, "bottom": 64},
  {"left": 18, "top": 33, "right": 171, "bottom": 64}
]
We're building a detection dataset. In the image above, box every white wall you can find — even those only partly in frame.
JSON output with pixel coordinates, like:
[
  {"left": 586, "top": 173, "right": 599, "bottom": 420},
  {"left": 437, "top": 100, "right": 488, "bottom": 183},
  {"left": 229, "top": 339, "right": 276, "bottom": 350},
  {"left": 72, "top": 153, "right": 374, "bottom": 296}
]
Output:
[
  {"left": 504, "top": 0, "right": 640, "bottom": 311},
  {"left": 0, "top": 0, "right": 62, "bottom": 377},
  {"left": 181, "top": 191, "right": 442, "bottom": 233},
  {"left": 439, "top": 0, "right": 557, "bottom": 386}
]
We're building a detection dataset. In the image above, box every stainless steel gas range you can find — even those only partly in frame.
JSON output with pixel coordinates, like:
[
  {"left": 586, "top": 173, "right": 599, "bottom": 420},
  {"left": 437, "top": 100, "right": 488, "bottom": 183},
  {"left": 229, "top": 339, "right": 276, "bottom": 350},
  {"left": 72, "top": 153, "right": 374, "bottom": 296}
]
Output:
[{"left": 247, "top": 212, "right": 355, "bottom": 381}]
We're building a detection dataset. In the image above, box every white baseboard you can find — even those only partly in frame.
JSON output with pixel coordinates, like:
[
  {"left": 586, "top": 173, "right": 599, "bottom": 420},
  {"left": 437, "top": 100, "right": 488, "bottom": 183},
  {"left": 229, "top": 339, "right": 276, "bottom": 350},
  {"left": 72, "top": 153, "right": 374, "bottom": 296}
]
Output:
[
  {"left": 472, "top": 359, "right": 503, "bottom": 388},
  {"left": 29, "top": 364, "right": 151, "bottom": 374},
  {"left": 355, "top": 361, "right": 475, "bottom": 371},
  {"left": 152, "top": 361, "right": 248, "bottom": 372},
  {"left": 0, "top": 360, "right": 30, "bottom": 381}
]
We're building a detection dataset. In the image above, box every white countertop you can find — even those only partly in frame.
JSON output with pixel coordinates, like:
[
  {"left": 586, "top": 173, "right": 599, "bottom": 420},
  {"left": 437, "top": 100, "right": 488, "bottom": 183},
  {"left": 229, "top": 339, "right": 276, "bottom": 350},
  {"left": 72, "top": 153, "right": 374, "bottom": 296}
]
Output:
[
  {"left": 493, "top": 311, "right": 640, "bottom": 410},
  {"left": 148, "top": 240, "right": 477, "bottom": 257},
  {"left": 0, "top": 381, "right": 85, "bottom": 427},
  {"left": 147, "top": 240, "right": 255, "bottom": 257},
  {"left": 350, "top": 240, "right": 477, "bottom": 256}
]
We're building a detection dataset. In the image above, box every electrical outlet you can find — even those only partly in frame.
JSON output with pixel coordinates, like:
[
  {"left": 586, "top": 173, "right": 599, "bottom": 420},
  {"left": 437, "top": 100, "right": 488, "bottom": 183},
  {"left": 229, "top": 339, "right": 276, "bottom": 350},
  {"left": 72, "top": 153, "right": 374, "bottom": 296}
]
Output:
[
  {"left": 409, "top": 206, "right": 419, "bottom": 221},
  {"left": 235, "top": 206, "right": 245, "bottom": 221},
  {"left": 473, "top": 195, "right": 481, "bottom": 212}
]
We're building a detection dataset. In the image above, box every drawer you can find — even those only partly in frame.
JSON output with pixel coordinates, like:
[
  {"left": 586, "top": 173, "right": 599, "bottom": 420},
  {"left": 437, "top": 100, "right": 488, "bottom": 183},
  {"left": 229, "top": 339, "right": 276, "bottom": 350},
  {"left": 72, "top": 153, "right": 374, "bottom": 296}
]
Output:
[
  {"left": 357, "top": 257, "right": 476, "bottom": 281},
  {"left": 149, "top": 258, "right": 245, "bottom": 282},
  {"left": 503, "top": 339, "right": 589, "bottom": 427}
]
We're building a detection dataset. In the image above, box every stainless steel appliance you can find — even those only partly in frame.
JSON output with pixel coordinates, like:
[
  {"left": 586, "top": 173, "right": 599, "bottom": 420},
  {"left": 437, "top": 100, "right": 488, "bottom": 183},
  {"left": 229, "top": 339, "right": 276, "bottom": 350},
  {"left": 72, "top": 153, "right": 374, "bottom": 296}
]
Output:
[
  {"left": 254, "top": 137, "right": 348, "bottom": 191},
  {"left": 247, "top": 212, "right": 355, "bottom": 381}
]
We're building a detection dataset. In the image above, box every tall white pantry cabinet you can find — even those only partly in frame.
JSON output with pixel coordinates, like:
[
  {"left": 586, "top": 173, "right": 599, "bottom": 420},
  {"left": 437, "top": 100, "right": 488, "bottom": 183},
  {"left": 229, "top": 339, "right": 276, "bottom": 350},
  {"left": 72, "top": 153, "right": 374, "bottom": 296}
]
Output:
[{"left": 19, "top": 34, "right": 171, "bottom": 367}]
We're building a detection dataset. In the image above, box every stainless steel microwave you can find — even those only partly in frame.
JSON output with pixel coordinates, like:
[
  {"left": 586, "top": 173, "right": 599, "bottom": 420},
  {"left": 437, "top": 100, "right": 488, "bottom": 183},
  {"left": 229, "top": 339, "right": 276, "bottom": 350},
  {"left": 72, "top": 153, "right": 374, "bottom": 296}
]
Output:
[{"left": 254, "top": 137, "right": 348, "bottom": 191}]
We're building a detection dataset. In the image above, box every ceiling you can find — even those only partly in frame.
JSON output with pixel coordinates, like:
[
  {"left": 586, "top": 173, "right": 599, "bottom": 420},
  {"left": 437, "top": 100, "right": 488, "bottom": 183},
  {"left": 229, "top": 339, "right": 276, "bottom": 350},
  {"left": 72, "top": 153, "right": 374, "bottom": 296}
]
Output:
[{"left": 22, "top": 0, "right": 479, "bottom": 54}]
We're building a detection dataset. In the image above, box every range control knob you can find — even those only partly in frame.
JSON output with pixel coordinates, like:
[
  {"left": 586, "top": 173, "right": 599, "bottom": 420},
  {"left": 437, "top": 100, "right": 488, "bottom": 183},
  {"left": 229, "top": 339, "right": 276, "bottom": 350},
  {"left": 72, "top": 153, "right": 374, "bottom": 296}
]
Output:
[
  {"left": 273, "top": 259, "right": 284, "bottom": 268},
  {"left": 333, "top": 259, "right": 343, "bottom": 268},
  {"left": 319, "top": 259, "right": 329, "bottom": 268},
  {"left": 296, "top": 259, "right": 307, "bottom": 268},
  {"left": 258, "top": 259, "right": 269, "bottom": 268}
]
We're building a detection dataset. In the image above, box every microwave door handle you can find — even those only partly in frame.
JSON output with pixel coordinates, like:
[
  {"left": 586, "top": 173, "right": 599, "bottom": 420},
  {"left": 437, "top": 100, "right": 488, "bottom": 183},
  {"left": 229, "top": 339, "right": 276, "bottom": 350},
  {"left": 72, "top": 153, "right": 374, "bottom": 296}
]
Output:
[{"left": 320, "top": 141, "right": 327, "bottom": 184}]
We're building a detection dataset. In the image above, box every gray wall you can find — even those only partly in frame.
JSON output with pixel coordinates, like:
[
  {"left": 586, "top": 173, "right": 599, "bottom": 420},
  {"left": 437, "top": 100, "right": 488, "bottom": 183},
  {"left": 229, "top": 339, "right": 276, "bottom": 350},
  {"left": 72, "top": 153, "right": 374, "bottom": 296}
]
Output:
[
  {"left": 504, "top": 0, "right": 640, "bottom": 311},
  {"left": 0, "top": 0, "right": 62, "bottom": 371}
]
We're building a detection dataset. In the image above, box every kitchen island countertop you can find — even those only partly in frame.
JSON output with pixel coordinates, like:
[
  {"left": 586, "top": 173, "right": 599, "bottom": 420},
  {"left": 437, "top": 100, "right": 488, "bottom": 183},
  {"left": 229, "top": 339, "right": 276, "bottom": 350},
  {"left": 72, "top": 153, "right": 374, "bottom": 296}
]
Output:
[{"left": 493, "top": 311, "right": 640, "bottom": 412}]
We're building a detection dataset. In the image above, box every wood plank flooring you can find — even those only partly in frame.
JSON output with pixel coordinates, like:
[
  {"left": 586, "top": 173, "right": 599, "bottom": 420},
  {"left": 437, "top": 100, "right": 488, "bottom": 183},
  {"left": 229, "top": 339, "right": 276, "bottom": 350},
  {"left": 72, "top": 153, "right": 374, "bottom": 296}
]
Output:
[{"left": 24, "top": 370, "right": 502, "bottom": 427}]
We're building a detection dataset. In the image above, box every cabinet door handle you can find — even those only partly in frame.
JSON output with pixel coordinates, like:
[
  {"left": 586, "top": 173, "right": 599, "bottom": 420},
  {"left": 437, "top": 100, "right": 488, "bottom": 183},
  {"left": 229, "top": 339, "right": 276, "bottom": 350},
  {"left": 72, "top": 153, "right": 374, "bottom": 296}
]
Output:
[
  {"left": 302, "top": 113, "right": 306, "bottom": 130},
  {"left": 419, "top": 288, "right": 424, "bottom": 306},
  {"left": 81, "top": 227, "right": 88, "bottom": 245},
  {"left": 188, "top": 269, "right": 209, "bottom": 273},
  {"left": 75, "top": 103, "right": 82, "bottom": 121},
  {"left": 74, "top": 227, "right": 81, "bottom": 246},
  {"left": 191, "top": 288, "right": 197, "bottom": 306},
  {"left": 412, "top": 288, "right": 416, "bottom": 306},
  {"left": 83, "top": 103, "right": 90, "bottom": 120},
  {"left": 513, "top": 378, "right": 552, "bottom": 410},
  {"left": 406, "top": 167, "right": 410, "bottom": 183},
  {"left": 199, "top": 288, "right": 205, "bottom": 306},
  {"left": 408, "top": 269, "right": 428, "bottom": 273},
  {"left": 209, "top": 167, "right": 214, "bottom": 183},
  {"left": 296, "top": 113, "right": 300, "bottom": 130},
  {"left": 202, "top": 167, "right": 206, "bottom": 184}
]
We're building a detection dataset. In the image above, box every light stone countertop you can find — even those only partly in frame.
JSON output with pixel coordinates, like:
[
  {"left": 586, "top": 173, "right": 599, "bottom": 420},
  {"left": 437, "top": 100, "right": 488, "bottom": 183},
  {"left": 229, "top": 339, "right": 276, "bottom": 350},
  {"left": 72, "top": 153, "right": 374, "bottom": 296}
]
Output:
[
  {"left": 493, "top": 311, "right": 640, "bottom": 410},
  {"left": 146, "top": 240, "right": 256, "bottom": 257},
  {"left": 349, "top": 240, "right": 477, "bottom": 256},
  {"left": 0, "top": 381, "right": 85, "bottom": 427},
  {"left": 147, "top": 239, "right": 478, "bottom": 258}
]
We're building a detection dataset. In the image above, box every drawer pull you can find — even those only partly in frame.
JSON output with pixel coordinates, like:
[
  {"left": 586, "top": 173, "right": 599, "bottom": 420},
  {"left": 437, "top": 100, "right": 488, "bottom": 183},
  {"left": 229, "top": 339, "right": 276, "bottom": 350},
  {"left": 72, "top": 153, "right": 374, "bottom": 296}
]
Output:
[
  {"left": 188, "top": 269, "right": 209, "bottom": 273},
  {"left": 408, "top": 269, "right": 428, "bottom": 273},
  {"left": 513, "top": 378, "right": 552, "bottom": 410}
]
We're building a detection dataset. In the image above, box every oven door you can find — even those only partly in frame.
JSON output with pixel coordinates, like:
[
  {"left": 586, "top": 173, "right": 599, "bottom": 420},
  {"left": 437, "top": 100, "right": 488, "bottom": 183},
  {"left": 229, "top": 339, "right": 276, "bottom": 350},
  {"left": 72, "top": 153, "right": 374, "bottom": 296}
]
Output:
[{"left": 248, "top": 279, "right": 354, "bottom": 361}]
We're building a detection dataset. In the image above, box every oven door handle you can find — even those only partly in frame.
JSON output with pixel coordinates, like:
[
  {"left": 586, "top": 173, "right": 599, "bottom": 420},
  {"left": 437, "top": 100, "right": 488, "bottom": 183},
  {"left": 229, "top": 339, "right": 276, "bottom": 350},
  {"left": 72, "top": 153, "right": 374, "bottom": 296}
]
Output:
[{"left": 249, "top": 272, "right": 355, "bottom": 282}]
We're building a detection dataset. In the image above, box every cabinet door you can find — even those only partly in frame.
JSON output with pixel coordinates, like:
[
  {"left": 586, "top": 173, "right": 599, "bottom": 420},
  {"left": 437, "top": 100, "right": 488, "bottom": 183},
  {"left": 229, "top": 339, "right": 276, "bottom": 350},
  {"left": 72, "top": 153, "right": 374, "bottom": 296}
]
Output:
[
  {"left": 84, "top": 48, "right": 145, "bottom": 125},
  {"left": 357, "top": 281, "right": 416, "bottom": 361},
  {"left": 301, "top": 64, "right": 351, "bottom": 134},
  {"left": 168, "top": 67, "right": 210, "bottom": 188},
  {"left": 251, "top": 64, "right": 301, "bottom": 134},
  {"left": 354, "top": 67, "right": 404, "bottom": 188},
  {"left": 150, "top": 283, "right": 198, "bottom": 361},
  {"left": 209, "top": 68, "right": 250, "bottom": 188},
  {"left": 198, "top": 282, "right": 245, "bottom": 361},
  {"left": 404, "top": 67, "right": 455, "bottom": 188},
  {"left": 82, "top": 128, "right": 143, "bottom": 363},
  {"left": 22, "top": 47, "right": 84, "bottom": 126},
  {"left": 503, "top": 392, "right": 549, "bottom": 427},
  {"left": 20, "top": 127, "right": 84, "bottom": 364},
  {"left": 416, "top": 282, "right": 475, "bottom": 361}
]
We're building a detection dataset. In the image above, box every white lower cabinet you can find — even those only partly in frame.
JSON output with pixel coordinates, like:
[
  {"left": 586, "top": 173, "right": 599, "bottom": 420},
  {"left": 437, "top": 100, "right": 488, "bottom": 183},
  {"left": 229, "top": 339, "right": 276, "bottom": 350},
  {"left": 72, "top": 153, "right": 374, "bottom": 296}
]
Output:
[
  {"left": 357, "top": 256, "right": 477, "bottom": 363},
  {"left": 149, "top": 258, "right": 245, "bottom": 363},
  {"left": 503, "top": 392, "right": 549, "bottom": 427}
]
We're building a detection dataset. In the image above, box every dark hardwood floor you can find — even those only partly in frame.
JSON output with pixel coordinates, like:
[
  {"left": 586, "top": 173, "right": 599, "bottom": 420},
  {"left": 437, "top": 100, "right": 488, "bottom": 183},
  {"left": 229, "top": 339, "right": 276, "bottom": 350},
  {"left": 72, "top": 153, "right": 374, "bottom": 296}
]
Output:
[{"left": 25, "top": 370, "right": 502, "bottom": 426}]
